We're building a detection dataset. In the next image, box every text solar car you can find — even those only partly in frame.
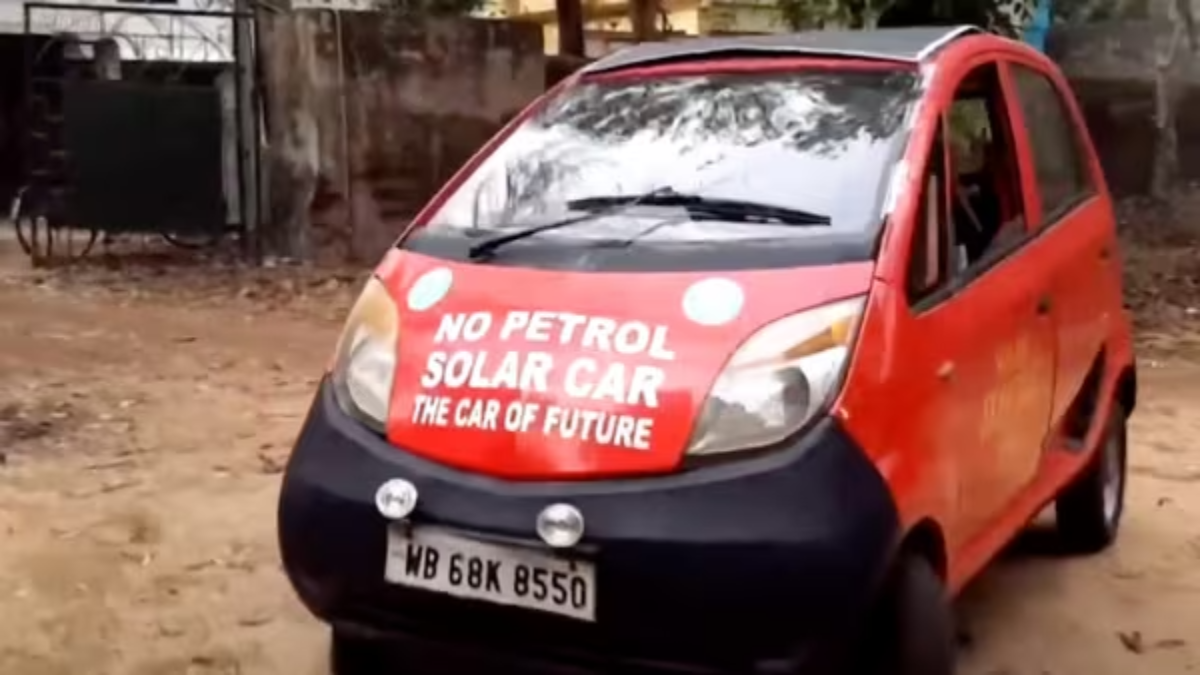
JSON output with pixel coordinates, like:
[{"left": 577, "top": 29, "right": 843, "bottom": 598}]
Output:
[{"left": 277, "top": 25, "right": 1137, "bottom": 675}]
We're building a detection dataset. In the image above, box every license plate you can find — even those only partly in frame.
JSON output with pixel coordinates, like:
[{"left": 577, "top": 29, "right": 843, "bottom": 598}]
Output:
[{"left": 384, "top": 526, "right": 597, "bottom": 622}]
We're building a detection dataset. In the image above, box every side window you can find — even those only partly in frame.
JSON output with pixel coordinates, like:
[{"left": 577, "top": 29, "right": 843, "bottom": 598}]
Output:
[
  {"left": 907, "top": 126, "right": 952, "bottom": 304},
  {"left": 1010, "top": 64, "right": 1094, "bottom": 222},
  {"left": 944, "top": 63, "right": 1027, "bottom": 270}
]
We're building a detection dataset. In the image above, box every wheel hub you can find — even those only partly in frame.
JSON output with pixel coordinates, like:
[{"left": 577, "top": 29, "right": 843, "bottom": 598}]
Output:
[{"left": 1101, "top": 430, "right": 1123, "bottom": 525}]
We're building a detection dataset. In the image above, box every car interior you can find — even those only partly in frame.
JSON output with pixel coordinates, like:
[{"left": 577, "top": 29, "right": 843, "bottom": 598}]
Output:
[
  {"left": 902, "top": 60, "right": 1036, "bottom": 302},
  {"left": 907, "top": 63, "right": 1029, "bottom": 302},
  {"left": 948, "top": 64, "right": 1027, "bottom": 268}
]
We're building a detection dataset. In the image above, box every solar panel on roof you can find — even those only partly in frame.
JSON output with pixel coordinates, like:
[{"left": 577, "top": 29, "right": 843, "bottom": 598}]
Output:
[{"left": 581, "top": 25, "right": 985, "bottom": 75}]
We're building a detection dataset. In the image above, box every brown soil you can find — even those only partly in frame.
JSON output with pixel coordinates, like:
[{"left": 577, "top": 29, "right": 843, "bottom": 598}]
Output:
[{"left": 0, "top": 220, "right": 1198, "bottom": 675}]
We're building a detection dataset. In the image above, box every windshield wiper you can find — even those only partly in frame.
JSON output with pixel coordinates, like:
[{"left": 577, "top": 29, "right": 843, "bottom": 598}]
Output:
[
  {"left": 466, "top": 187, "right": 681, "bottom": 260},
  {"left": 466, "top": 210, "right": 613, "bottom": 260},
  {"left": 568, "top": 192, "right": 832, "bottom": 226},
  {"left": 466, "top": 188, "right": 831, "bottom": 260}
]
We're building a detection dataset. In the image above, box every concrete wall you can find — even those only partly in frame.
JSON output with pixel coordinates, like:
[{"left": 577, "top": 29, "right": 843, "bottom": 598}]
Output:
[
  {"left": 259, "top": 11, "right": 544, "bottom": 263},
  {"left": 257, "top": 14, "right": 1200, "bottom": 259}
]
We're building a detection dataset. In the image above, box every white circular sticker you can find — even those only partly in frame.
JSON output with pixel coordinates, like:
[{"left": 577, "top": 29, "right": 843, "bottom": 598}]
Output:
[
  {"left": 406, "top": 267, "right": 453, "bottom": 311},
  {"left": 682, "top": 278, "right": 744, "bottom": 327}
]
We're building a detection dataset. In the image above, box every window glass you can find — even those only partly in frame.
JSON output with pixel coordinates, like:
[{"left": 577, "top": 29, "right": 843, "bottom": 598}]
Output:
[
  {"left": 419, "top": 69, "right": 920, "bottom": 244},
  {"left": 1010, "top": 65, "right": 1093, "bottom": 221},
  {"left": 943, "top": 64, "right": 1026, "bottom": 269},
  {"left": 948, "top": 98, "right": 991, "bottom": 175},
  {"left": 907, "top": 128, "right": 951, "bottom": 303}
]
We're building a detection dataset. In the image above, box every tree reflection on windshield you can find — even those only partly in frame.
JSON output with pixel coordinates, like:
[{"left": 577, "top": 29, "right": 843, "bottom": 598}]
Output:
[{"left": 433, "top": 68, "right": 920, "bottom": 243}]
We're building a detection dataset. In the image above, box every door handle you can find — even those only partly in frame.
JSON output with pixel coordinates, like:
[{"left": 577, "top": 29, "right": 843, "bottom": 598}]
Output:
[
  {"left": 1036, "top": 295, "right": 1052, "bottom": 315},
  {"left": 937, "top": 361, "right": 955, "bottom": 381}
]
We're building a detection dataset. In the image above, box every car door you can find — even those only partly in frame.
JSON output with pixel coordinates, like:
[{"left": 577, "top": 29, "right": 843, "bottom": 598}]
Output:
[
  {"left": 891, "top": 117, "right": 984, "bottom": 555},
  {"left": 950, "top": 59, "right": 1059, "bottom": 533},
  {"left": 1004, "top": 60, "right": 1110, "bottom": 443},
  {"left": 908, "top": 56, "right": 1058, "bottom": 550}
]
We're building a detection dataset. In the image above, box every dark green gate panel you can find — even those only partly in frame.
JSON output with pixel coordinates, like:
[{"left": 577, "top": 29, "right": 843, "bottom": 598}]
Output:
[{"left": 63, "top": 80, "right": 225, "bottom": 236}]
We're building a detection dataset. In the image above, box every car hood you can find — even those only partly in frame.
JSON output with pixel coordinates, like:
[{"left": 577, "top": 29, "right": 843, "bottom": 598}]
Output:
[{"left": 378, "top": 250, "right": 873, "bottom": 479}]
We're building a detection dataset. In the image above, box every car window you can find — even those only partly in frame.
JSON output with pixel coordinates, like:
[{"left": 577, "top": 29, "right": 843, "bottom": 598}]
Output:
[
  {"left": 1009, "top": 64, "right": 1094, "bottom": 223},
  {"left": 943, "top": 62, "right": 1027, "bottom": 272},
  {"left": 907, "top": 125, "right": 952, "bottom": 304},
  {"left": 418, "top": 68, "right": 920, "bottom": 244},
  {"left": 948, "top": 98, "right": 990, "bottom": 175},
  {"left": 905, "top": 62, "right": 1032, "bottom": 310}
]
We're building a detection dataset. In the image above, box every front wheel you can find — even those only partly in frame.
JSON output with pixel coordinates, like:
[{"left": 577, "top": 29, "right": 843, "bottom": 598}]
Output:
[
  {"left": 1055, "top": 401, "right": 1128, "bottom": 554},
  {"left": 853, "top": 552, "right": 956, "bottom": 675},
  {"left": 329, "top": 629, "right": 385, "bottom": 675}
]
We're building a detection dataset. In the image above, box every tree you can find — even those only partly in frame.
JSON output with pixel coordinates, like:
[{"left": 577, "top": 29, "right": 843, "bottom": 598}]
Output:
[
  {"left": 630, "top": 0, "right": 659, "bottom": 41},
  {"left": 556, "top": 0, "right": 586, "bottom": 58},
  {"left": 1150, "top": 0, "right": 1198, "bottom": 198}
]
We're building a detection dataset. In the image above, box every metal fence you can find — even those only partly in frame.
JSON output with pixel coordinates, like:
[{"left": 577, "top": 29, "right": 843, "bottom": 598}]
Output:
[{"left": 15, "top": 1, "right": 260, "bottom": 263}]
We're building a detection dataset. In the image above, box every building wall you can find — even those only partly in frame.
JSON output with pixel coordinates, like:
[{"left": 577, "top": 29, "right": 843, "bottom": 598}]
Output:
[
  {"left": 480, "top": 0, "right": 784, "bottom": 55},
  {"left": 256, "top": 8, "right": 1200, "bottom": 263},
  {"left": 698, "top": 1, "right": 783, "bottom": 33},
  {"left": 540, "top": 6, "right": 702, "bottom": 55},
  {"left": 259, "top": 10, "right": 545, "bottom": 262}
]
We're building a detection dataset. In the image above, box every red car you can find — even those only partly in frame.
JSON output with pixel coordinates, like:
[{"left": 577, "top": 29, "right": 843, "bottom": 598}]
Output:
[{"left": 278, "top": 26, "right": 1136, "bottom": 675}]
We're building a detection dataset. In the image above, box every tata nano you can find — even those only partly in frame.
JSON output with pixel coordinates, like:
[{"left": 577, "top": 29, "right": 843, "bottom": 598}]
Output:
[{"left": 278, "top": 26, "right": 1137, "bottom": 675}]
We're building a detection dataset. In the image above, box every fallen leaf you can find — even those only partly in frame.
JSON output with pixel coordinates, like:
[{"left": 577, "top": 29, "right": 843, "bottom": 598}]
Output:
[
  {"left": 1154, "top": 638, "right": 1187, "bottom": 650},
  {"left": 237, "top": 610, "right": 273, "bottom": 627},
  {"left": 257, "top": 451, "right": 285, "bottom": 474},
  {"left": 1118, "top": 630, "right": 1144, "bottom": 654}
]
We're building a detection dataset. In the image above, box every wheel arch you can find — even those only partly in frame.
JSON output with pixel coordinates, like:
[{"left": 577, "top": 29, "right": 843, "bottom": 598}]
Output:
[
  {"left": 900, "top": 517, "right": 948, "bottom": 581},
  {"left": 1116, "top": 364, "right": 1137, "bottom": 417}
]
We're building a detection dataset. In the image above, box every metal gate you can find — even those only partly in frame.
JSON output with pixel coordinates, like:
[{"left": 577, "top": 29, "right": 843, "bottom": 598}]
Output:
[{"left": 17, "top": 2, "right": 259, "bottom": 263}]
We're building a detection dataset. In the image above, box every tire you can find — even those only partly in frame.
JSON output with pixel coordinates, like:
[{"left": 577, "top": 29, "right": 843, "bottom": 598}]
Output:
[
  {"left": 161, "top": 230, "right": 224, "bottom": 250},
  {"left": 10, "top": 185, "right": 98, "bottom": 263},
  {"left": 9, "top": 187, "right": 32, "bottom": 255},
  {"left": 854, "top": 552, "right": 956, "bottom": 675},
  {"left": 1055, "top": 401, "right": 1127, "bottom": 554},
  {"left": 329, "top": 629, "right": 386, "bottom": 675}
]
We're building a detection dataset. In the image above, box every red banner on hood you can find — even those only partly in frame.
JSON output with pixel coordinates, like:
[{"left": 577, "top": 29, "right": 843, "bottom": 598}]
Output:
[{"left": 378, "top": 251, "right": 873, "bottom": 480}]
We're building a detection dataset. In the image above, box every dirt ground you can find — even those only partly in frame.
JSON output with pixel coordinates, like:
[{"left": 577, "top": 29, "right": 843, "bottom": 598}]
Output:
[{"left": 1, "top": 225, "right": 1199, "bottom": 675}]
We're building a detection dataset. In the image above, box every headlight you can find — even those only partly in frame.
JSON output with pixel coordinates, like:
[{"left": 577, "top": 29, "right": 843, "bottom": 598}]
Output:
[
  {"left": 331, "top": 276, "right": 399, "bottom": 431},
  {"left": 685, "top": 295, "right": 865, "bottom": 457}
]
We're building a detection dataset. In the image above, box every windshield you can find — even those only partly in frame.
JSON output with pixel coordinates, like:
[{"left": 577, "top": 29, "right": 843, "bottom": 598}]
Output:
[{"left": 415, "top": 66, "right": 920, "bottom": 244}]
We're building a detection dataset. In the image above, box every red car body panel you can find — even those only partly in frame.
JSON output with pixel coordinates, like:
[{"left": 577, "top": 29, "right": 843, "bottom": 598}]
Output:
[{"left": 378, "top": 249, "right": 873, "bottom": 480}]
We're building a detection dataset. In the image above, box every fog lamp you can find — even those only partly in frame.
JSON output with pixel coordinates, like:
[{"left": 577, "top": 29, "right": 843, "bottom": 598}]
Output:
[
  {"left": 375, "top": 478, "right": 419, "bottom": 521},
  {"left": 536, "top": 503, "right": 585, "bottom": 549}
]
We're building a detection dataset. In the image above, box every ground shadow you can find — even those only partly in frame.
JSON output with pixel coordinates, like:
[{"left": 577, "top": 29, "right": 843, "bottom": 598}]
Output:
[{"left": 954, "top": 510, "right": 1069, "bottom": 652}]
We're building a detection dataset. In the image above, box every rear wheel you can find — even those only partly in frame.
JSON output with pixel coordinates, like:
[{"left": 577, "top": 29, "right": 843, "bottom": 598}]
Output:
[
  {"left": 1055, "top": 401, "right": 1127, "bottom": 554},
  {"left": 854, "top": 551, "right": 956, "bottom": 675},
  {"left": 161, "top": 230, "right": 225, "bottom": 250}
]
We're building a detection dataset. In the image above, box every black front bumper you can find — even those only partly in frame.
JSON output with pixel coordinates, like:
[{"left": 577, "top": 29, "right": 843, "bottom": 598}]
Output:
[{"left": 278, "top": 383, "right": 901, "bottom": 674}]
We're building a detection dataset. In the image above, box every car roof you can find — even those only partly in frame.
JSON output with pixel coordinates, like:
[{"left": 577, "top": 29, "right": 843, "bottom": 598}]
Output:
[{"left": 581, "top": 25, "right": 986, "bottom": 75}]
